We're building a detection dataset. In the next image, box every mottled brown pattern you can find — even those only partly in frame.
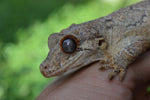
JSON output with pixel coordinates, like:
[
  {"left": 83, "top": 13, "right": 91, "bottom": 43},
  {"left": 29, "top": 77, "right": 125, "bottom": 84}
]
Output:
[{"left": 40, "top": 0, "right": 150, "bottom": 80}]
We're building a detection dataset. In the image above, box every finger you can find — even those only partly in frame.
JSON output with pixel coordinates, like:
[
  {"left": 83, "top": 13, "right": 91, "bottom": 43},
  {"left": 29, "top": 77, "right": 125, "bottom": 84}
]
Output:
[{"left": 129, "top": 50, "right": 150, "bottom": 83}]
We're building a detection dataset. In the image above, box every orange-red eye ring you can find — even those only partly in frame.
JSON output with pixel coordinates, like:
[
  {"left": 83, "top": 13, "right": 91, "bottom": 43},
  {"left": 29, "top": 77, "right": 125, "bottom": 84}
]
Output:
[{"left": 60, "top": 35, "right": 79, "bottom": 54}]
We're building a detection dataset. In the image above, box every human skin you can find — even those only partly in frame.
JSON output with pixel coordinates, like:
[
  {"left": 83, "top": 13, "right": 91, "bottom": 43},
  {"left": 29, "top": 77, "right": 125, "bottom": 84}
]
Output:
[{"left": 36, "top": 51, "right": 150, "bottom": 100}]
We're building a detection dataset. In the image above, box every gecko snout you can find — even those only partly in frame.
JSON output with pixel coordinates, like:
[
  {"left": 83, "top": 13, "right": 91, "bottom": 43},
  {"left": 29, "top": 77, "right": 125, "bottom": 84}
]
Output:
[
  {"left": 40, "top": 63, "right": 50, "bottom": 77},
  {"left": 40, "top": 63, "right": 61, "bottom": 78}
]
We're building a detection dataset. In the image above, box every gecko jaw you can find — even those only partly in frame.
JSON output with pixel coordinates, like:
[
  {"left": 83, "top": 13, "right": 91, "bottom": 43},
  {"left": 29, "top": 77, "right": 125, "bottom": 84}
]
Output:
[{"left": 40, "top": 52, "right": 83, "bottom": 78}]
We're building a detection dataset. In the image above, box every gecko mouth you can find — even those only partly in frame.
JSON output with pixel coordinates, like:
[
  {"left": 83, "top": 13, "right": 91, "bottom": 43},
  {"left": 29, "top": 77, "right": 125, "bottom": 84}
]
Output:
[{"left": 40, "top": 52, "right": 83, "bottom": 78}]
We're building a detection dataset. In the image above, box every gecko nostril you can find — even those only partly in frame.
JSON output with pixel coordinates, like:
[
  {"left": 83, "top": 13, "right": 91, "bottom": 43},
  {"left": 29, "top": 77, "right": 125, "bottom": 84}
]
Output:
[{"left": 44, "top": 66, "right": 48, "bottom": 69}]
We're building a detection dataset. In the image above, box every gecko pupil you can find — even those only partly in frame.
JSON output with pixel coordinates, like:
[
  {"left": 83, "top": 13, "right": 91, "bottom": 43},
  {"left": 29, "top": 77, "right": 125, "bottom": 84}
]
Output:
[{"left": 62, "top": 38, "right": 76, "bottom": 53}]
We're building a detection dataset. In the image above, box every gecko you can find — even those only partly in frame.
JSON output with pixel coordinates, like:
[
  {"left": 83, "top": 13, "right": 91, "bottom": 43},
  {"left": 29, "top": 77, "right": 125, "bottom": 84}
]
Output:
[{"left": 40, "top": 0, "right": 150, "bottom": 81}]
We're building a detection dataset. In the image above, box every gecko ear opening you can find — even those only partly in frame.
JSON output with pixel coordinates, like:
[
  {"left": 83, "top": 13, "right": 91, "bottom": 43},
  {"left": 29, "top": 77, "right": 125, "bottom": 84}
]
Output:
[
  {"left": 98, "top": 38, "right": 107, "bottom": 49},
  {"left": 48, "top": 33, "right": 63, "bottom": 49}
]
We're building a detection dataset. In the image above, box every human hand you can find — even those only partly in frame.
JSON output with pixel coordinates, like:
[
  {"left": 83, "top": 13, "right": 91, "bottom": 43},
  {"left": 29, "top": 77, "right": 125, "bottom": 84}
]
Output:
[{"left": 36, "top": 51, "right": 150, "bottom": 100}]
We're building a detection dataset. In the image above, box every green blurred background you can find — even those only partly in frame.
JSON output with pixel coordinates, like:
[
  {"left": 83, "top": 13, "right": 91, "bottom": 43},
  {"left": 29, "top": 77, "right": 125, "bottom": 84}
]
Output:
[{"left": 1, "top": 0, "right": 148, "bottom": 99}]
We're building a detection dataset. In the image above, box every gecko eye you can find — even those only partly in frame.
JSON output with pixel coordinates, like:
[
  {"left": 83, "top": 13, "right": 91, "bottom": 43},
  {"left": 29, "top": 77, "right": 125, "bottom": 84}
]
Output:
[
  {"left": 62, "top": 38, "right": 76, "bottom": 53},
  {"left": 60, "top": 35, "right": 79, "bottom": 54}
]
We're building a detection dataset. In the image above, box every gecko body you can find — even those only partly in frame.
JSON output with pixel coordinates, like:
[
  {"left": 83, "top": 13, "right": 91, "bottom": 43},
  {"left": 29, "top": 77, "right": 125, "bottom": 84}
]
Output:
[{"left": 40, "top": 1, "right": 150, "bottom": 80}]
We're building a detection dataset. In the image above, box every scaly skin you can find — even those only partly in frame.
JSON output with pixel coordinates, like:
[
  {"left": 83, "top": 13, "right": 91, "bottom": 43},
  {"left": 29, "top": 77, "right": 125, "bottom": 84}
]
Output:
[{"left": 40, "top": 0, "right": 150, "bottom": 81}]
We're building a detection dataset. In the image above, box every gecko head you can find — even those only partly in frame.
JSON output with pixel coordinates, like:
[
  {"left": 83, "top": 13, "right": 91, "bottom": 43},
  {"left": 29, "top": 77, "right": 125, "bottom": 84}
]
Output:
[{"left": 40, "top": 24, "right": 108, "bottom": 78}]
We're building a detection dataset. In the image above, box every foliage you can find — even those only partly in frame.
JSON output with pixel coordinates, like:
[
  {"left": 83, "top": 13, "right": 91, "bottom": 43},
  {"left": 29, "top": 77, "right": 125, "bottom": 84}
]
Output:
[{"left": 0, "top": 0, "right": 143, "bottom": 100}]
